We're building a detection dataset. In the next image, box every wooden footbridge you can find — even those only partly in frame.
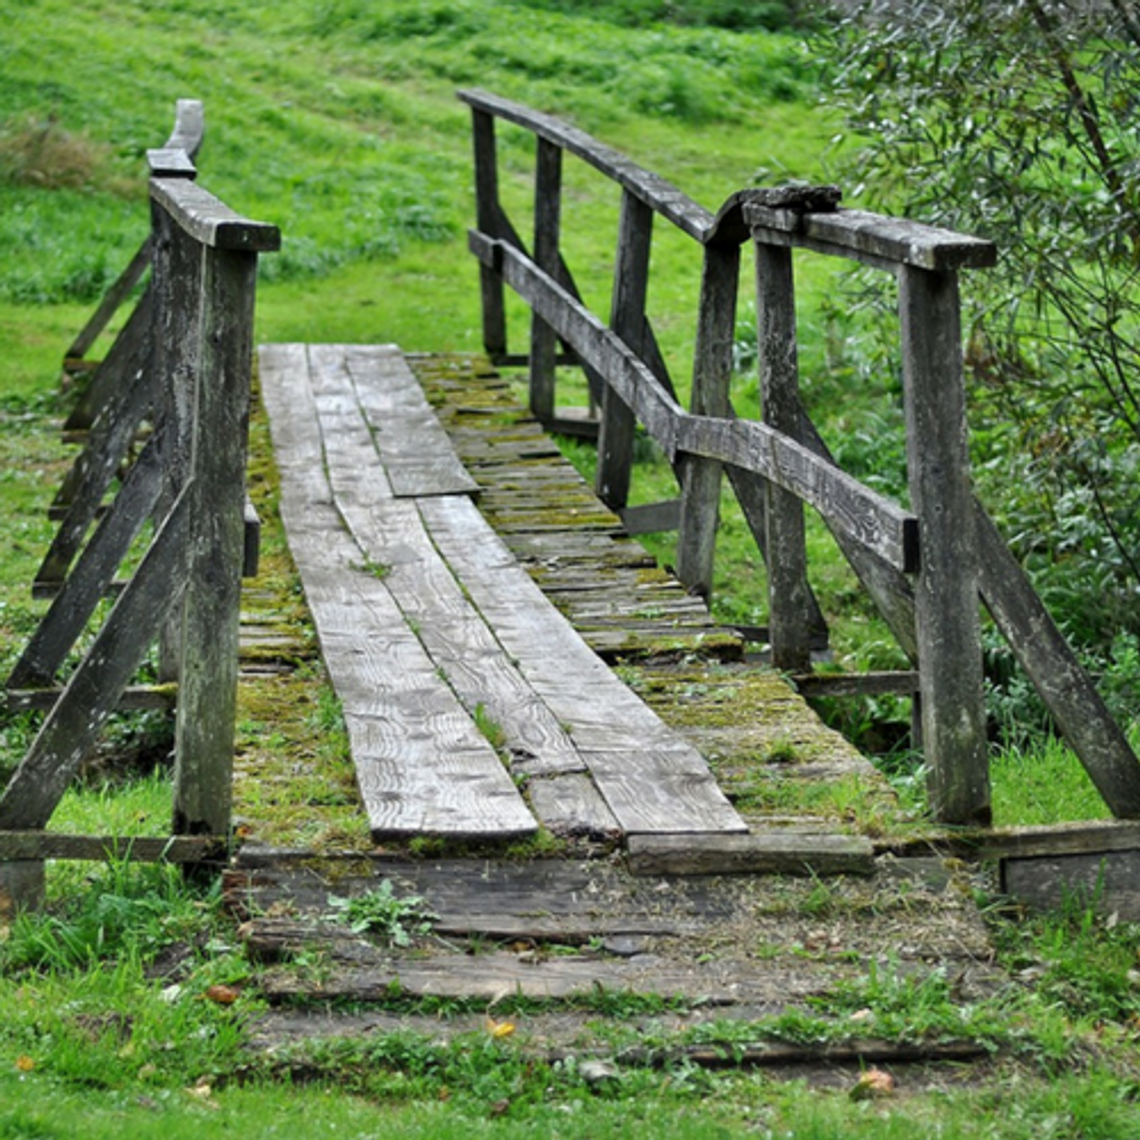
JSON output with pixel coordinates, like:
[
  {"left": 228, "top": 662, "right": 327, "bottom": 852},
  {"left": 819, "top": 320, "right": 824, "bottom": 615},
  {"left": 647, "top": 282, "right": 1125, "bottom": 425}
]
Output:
[{"left": 4, "top": 96, "right": 1140, "bottom": 921}]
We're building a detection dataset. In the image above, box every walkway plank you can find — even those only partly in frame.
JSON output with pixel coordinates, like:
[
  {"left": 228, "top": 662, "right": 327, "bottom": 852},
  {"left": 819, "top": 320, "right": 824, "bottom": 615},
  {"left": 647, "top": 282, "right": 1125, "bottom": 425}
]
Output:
[
  {"left": 259, "top": 343, "right": 536, "bottom": 840},
  {"left": 304, "top": 345, "right": 592, "bottom": 785},
  {"left": 419, "top": 495, "right": 746, "bottom": 835},
  {"left": 260, "top": 342, "right": 747, "bottom": 841}
]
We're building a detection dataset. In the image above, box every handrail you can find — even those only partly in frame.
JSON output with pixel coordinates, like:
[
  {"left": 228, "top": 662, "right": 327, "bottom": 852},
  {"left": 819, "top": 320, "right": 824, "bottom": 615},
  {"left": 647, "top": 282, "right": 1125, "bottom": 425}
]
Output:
[
  {"left": 64, "top": 99, "right": 206, "bottom": 369},
  {"left": 0, "top": 101, "right": 279, "bottom": 912},
  {"left": 461, "top": 90, "right": 1140, "bottom": 828}
]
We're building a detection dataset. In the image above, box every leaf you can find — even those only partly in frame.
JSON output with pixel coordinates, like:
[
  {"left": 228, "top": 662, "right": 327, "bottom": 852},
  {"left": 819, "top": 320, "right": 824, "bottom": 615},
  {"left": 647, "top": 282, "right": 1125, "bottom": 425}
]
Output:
[
  {"left": 203, "top": 983, "right": 241, "bottom": 1005},
  {"left": 14, "top": 1055, "right": 34, "bottom": 1073},
  {"left": 850, "top": 1068, "right": 896, "bottom": 1101},
  {"left": 485, "top": 1016, "right": 516, "bottom": 1039}
]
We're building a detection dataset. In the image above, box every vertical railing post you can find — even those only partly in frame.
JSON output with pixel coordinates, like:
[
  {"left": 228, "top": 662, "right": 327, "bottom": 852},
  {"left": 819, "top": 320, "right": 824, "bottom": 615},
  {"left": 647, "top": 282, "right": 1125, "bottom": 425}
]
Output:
[
  {"left": 530, "top": 137, "right": 562, "bottom": 420},
  {"left": 899, "top": 264, "right": 989, "bottom": 825},
  {"left": 471, "top": 108, "right": 507, "bottom": 361},
  {"left": 150, "top": 198, "right": 202, "bottom": 686},
  {"left": 756, "top": 242, "right": 812, "bottom": 673},
  {"left": 676, "top": 243, "right": 739, "bottom": 596},
  {"left": 171, "top": 242, "right": 259, "bottom": 839},
  {"left": 597, "top": 189, "right": 652, "bottom": 510}
]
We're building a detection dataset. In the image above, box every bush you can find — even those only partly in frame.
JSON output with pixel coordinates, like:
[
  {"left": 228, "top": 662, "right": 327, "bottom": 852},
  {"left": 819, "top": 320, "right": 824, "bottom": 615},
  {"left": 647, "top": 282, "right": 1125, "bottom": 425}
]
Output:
[{"left": 820, "top": 0, "right": 1140, "bottom": 669}]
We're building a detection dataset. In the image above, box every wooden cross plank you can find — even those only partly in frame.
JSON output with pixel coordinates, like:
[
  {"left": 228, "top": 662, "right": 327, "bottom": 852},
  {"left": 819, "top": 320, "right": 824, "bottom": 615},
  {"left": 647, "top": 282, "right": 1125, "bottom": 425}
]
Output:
[{"left": 258, "top": 343, "right": 536, "bottom": 841}]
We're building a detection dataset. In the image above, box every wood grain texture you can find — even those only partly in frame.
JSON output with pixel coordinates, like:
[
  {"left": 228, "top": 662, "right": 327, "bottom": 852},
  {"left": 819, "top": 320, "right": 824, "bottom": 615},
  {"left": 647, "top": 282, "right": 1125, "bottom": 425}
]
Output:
[
  {"left": 418, "top": 494, "right": 745, "bottom": 834},
  {"left": 258, "top": 344, "right": 536, "bottom": 840},
  {"left": 306, "top": 344, "right": 586, "bottom": 782}
]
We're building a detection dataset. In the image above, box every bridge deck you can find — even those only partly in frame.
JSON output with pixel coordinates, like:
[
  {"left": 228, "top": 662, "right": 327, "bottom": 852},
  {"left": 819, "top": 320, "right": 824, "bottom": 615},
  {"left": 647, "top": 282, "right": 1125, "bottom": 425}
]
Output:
[{"left": 258, "top": 343, "right": 747, "bottom": 843}]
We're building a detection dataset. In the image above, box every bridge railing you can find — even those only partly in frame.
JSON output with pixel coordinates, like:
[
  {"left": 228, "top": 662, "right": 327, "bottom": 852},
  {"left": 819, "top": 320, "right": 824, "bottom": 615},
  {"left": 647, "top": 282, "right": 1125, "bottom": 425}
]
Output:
[
  {"left": 0, "top": 100, "right": 279, "bottom": 911},
  {"left": 459, "top": 87, "right": 1140, "bottom": 828}
]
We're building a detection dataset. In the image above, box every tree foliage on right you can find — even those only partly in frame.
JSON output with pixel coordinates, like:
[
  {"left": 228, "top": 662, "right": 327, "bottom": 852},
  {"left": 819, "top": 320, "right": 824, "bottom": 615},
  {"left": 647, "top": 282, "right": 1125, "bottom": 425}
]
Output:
[{"left": 820, "top": 0, "right": 1140, "bottom": 724}]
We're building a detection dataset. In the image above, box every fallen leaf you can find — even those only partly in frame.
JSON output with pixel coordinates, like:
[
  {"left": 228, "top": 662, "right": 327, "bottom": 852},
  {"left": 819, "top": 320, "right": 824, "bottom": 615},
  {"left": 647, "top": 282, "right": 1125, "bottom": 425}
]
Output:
[
  {"left": 15, "top": 1055, "right": 34, "bottom": 1073},
  {"left": 850, "top": 1068, "right": 895, "bottom": 1101},
  {"left": 486, "top": 1017, "right": 516, "bottom": 1039},
  {"left": 203, "top": 984, "right": 240, "bottom": 1005}
]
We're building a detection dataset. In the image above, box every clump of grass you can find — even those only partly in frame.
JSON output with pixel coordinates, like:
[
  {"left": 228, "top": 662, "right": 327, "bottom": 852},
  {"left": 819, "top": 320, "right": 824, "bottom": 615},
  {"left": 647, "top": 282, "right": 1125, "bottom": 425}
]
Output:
[{"left": 0, "top": 113, "right": 134, "bottom": 196}]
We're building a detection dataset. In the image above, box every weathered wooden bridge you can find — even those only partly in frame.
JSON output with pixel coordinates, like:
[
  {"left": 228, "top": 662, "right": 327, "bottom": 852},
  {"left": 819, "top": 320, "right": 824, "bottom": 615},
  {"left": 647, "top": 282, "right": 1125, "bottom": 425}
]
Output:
[{"left": 4, "top": 95, "right": 1140, "bottom": 932}]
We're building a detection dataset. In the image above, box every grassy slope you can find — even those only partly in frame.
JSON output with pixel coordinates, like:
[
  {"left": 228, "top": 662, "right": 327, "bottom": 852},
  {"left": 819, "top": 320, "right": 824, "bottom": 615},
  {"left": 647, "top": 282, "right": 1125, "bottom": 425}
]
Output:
[{"left": 2, "top": 4, "right": 1139, "bottom": 1135}]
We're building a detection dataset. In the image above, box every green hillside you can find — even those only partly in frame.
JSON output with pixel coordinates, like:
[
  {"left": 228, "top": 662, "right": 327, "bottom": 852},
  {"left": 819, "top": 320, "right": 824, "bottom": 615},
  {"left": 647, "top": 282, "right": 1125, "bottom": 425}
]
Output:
[{"left": 1, "top": 0, "right": 832, "bottom": 377}]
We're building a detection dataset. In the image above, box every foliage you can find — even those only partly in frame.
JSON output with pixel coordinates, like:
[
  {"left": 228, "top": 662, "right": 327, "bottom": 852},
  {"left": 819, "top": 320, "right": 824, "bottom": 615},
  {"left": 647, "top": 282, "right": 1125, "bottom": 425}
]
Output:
[
  {"left": 327, "top": 879, "right": 437, "bottom": 945},
  {"left": 819, "top": 0, "right": 1140, "bottom": 669}
]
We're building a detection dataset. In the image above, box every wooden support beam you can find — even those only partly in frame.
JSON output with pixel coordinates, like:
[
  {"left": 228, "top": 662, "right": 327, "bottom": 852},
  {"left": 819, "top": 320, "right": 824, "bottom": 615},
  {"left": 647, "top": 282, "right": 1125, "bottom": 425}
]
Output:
[
  {"left": 627, "top": 832, "right": 875, "bottom": 876},
  {"left": 899, "top": 266, "right": 989, "bottom": 826}
]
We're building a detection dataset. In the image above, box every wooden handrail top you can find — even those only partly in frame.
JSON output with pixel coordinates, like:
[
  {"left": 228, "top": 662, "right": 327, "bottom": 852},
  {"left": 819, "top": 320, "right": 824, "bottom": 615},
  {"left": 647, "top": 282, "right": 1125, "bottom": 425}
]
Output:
[
  {"left": 165, "top": 98, "right": 205, "bottom": 161},
  {"left": 460, "top": 89, "right": 996, "bottom": 270},
  {"left": 745, "top": 202, "right": 997, "bottom": 272},
  {"left": 147, "top": 99, "right": 205, "bottom": 179},
  {"left": 150, "top": 177, "right": 281, "bottom": 252},
  {"left": 458, "top": 87, "right": 715, "bottom": 243}
]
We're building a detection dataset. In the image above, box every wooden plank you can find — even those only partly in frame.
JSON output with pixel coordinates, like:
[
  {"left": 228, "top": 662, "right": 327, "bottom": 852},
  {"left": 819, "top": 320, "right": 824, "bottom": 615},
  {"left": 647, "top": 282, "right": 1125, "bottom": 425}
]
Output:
[
  {"left": 792, "top": 671, "right": 920, "bottom": 699},
  {"left": 1002, "top": 849, "right": 1140, "bottom": 919},
  {"left": 745, "top": 204, "right": 997, "bottom": 272},
  {"left": 470, "top": 232, "right": 686, "bottom": 452},
  {"left": 471, "top": 107, "right": 508, "bottom": 358},
  {"left": 529, "top": 136, "right": 562, "bottom": 420},
  {"left": 596, "top": 189, "right": 652, "bottom": 511},
  {"left": 627, "top": 832, "right": 876, "bottom": 876},
  {"left": 676, "top": 243, "right": 736, "bottom": 594},
  {"left": 525, "top": 773, "right": 620, "bottom": 838},
  {"left": 0, "top": 832, "right": 224, "bottom": 862},
  {"left": 258, "top": 344, "right": 537, "bottom": 841},
  {"left": 306, "top": 346, "right": 586, "bottom": 782},
  {"left": 458, "top": 88, "right": 715, "bottom": 243},
  {"left": 338, "top": 344, "right": 479, "bottom": 498},
  {"left": 974, "top": 505, "right": 1140, "bottom": 818},
  {"left": 417, "top": 494, "right": 746, "bottom": 834},
  {"left": 258, "top": 949, "right": 830, "bottom": 1005},
  {"left": 150, "top": 177, "right": 280, "bottom": 252},
  {"left": 757, "top": 241, "right": 811, "bottom": 673},
  {"left": 676, "top": 415, "right": 917, "bottom": 574},
  {"left": 172, "top": 245, "right": 259, "bottom": 838},
  {"left": 5, "top": 685, "right": 177, "bottom": 713}
]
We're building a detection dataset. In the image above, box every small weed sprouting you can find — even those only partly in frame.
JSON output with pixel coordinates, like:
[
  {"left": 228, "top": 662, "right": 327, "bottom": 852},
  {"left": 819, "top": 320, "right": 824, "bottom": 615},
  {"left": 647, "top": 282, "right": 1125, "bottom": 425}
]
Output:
[
  {"left": 472, "top": 702, "right": 506, "bottom": 751},
  {"left": 351, "top": 556, "right": 392, "bottom": 580},
  {"left": 327, "top": 880, "right": 437, "bottom": 947}
]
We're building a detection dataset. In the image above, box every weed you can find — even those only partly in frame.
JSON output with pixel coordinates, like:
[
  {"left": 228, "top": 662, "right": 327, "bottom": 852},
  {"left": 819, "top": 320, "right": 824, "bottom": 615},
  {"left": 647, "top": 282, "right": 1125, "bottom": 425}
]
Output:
[
  {"left": 472, "top": 701, "right": 506, "bottom": 750},
  {"left": 327, "top": 879, "right": 437, "bottom": 946}
]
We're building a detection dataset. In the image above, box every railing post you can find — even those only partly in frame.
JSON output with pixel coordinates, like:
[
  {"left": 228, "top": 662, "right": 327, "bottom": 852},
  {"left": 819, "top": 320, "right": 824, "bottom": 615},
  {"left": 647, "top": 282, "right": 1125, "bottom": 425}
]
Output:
[
  {"left": 756, "top": 242, "right": 812, "bottom": 673},
  {"left": 676, "top": 243, "right": 738, "bottom": 596},
  {"left": 530, "top": 137, "right": 562, "bottom": 420},
  {"left": 597, "top": 189, "right": 652, "bottom": 510},
  {"left": 150, "top": 199, "right": 202, "bottom": 686},
  {"left": 171, "top": 242, "right": 259, "bottom": 839},
  {"left": 899, "top": 264, "right": 989, "bottom": 825},
  {"left": 471, "top": 108, "right": 507, "bottom": 360}
]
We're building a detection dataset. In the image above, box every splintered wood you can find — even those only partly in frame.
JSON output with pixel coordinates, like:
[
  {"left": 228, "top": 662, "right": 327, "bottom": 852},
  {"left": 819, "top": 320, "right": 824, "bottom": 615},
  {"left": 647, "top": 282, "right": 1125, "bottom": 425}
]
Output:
[{"left": 258, "top": 343, "right": 745, "bottom": 843}]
